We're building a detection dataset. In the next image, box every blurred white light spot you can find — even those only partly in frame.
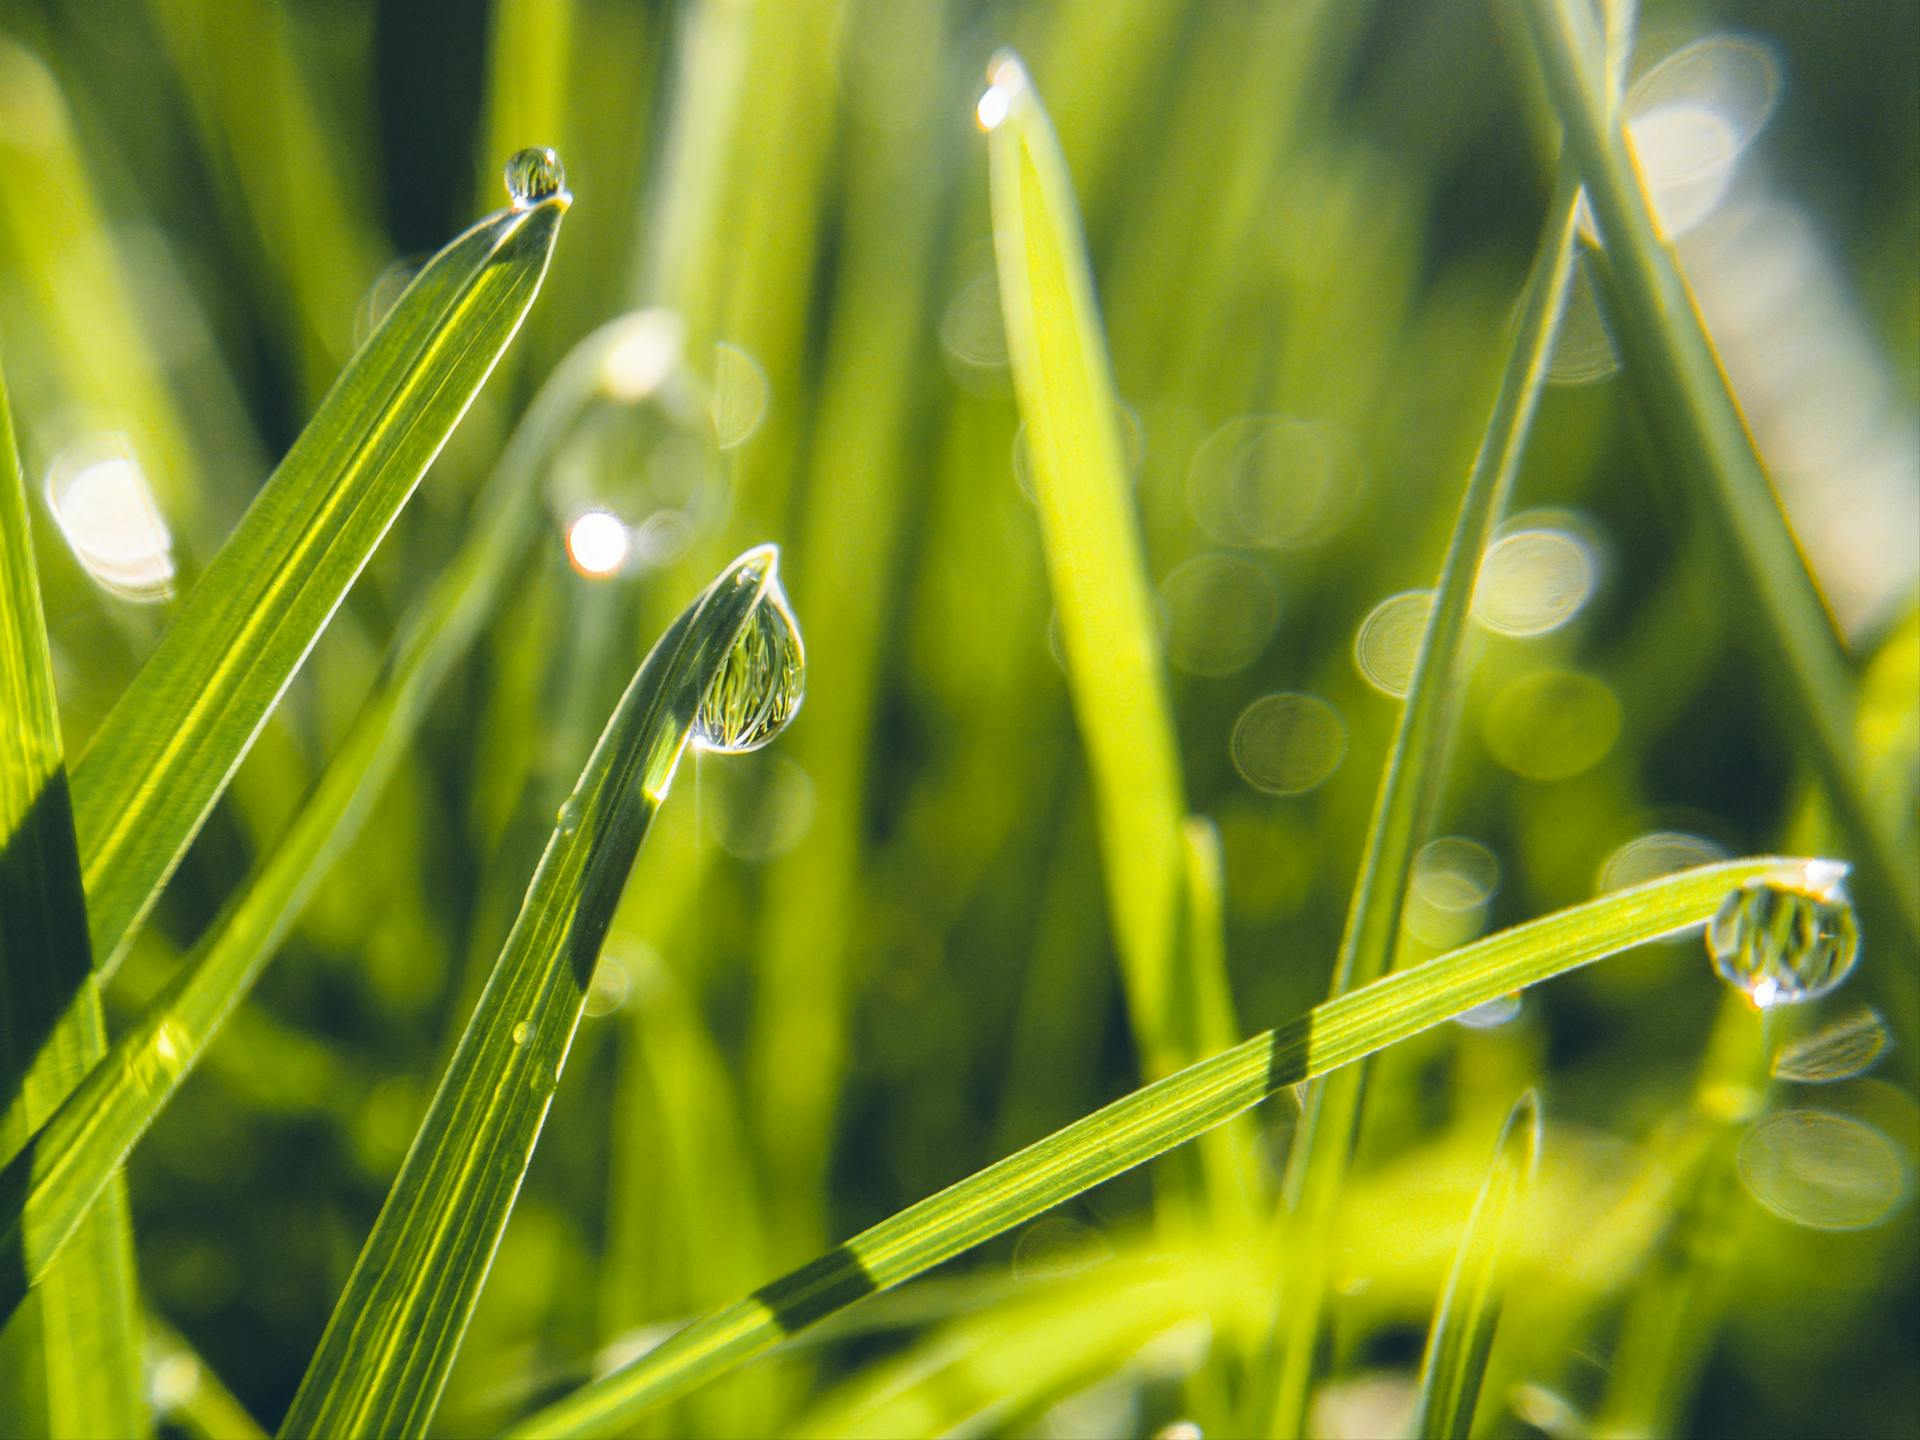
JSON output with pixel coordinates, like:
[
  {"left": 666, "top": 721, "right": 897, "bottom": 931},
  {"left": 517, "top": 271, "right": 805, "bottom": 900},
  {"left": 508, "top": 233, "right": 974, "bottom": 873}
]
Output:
[
  {"left": 1455, "top": 994, "right": 1523, "bottom": 1029},
  {"left": 1353, "top": 590, "right": 1431, "bottom": 697},
  {"left": 1621, "top": 34, "right": 1780, "bottom": 238},
  {"left": 149, "top": 1352, "right": 201, "bottom": 1413},
  {"left": 1407, "top": 836, "right": 1500, "bottom": 950},
  {"left": 1187, "top": 414, "right": 1357, "bottom": 548},
  {"left": 1160, "top": 553, "right": 1280, "bottom": 676},
  {"left": 566, "top": 510, "right": 629, "bottom": 577},
  {"left": 1473, "top": 527, "right": 1597, "bottom": 636},
  {"left": 1230, "top": 692, "right": 1347, "bottom": 795},
  {"left": 710, "top": 341, "right": 769, "bottom": 450},
  {"left": 976, "top": 53, "right": 1026, "bottom": 131},
  {"left": 1548, "top": 255, "right": 1620, "bottom": 384},
  {"left": 1598, "top": 829, "right": 1728, "bottom": 892},
  {"left": 600, "top": 309, "right": 686, "bottom": 401},
  {"left": 975, "top": 85, "right": 1010, "bottom": 131},
  {"left": 1738, "top": 1108, "right": 1912, "bottom": 1230},
  {"left": 44, "top": 438, "right": 175, "bottom": 602}
]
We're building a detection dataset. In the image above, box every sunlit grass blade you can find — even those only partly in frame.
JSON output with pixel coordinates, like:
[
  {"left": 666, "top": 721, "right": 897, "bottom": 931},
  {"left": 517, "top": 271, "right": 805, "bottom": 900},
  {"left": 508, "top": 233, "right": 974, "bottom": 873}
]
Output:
[
  {"left": 70, "top": 181, "right": 569, "bottom": 979},
  {"left": 510, "top": 856, "right": 1818, "bottom": 1437},
  {"left": 1264, "top": 176, "right": 1580, "bottom": 1435},
  {"left": 0, "top": 355, "right": 145, "bottom": 1436},
  {"left": 1516, "top": 0, "right": 1920, "bottom": 954},
  {"left": 148, "top": 1315, "right": 268, "bottom": 1440},
  {"left": 1410, "top": 1091, "right": 1541, "bottom": 1440},
  {"left": 278, "top": 545, "right": 792, "bottom": 1440},
  {"left": 0, "top": 314, "right": 624, "bottom": 1325},
  {"left": 985, "top": 52, "right": 1191, "bottom": 1073}
]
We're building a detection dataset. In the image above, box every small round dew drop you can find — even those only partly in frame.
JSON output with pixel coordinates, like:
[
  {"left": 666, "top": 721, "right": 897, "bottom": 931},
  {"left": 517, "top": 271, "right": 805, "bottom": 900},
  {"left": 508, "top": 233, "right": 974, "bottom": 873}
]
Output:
[
  {"left": 694, "top": 584, "right": 806, "bottom": 754},
  {"left": 510, "top": 1021, "right": 531, "bottom": 1046},
  {"left": 504, "top": 146, "right": 566, "bottom": 207},
  {"left": 1707, "top": 875, "right": 1861, "bottom": 1009}
]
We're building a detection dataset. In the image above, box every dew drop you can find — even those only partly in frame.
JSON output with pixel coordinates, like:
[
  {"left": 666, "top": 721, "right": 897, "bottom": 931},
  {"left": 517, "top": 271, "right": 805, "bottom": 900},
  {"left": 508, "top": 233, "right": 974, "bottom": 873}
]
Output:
[
  {"left": 693, "top": 583, "right": 806, "bottom": 754},
  {"left": 1774, "top": 1006, "right": 1891, "bottom": 1084},
  {"left": 504, "top": 146, "right": 566, "bottom": 207},
  {"left": 556, "top": 797, "right": 582, "bottom": 834},
  {"left": 511, "top": 1021, "right": 531, "bottom": 1046},
  {"left": 1707, "top": 875, "right": 1860, "bottom": 1008}
]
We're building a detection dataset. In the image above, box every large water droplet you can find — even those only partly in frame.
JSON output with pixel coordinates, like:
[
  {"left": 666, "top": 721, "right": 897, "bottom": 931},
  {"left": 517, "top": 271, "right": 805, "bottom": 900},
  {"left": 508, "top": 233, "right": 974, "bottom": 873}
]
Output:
[
  {"left": 511, "top": 1021, "right": 531, "bottom": 1046},
  {"left": 504, "top": 146, "right": 566, "bottom": 207},
  {"left": 1708, "top": 873, "right": 1860, "bottom": 1008},
  {"left": 694, "top": 584, "right": 805, "bottom": 754}
]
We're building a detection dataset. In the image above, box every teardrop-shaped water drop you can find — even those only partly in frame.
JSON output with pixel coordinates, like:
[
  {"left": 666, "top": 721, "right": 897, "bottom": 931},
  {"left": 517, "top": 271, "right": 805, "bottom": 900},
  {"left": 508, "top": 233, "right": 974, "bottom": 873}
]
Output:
[
  {"left": 555, "top": 796, "right": 582, "bottom": 834},
  {"left": 693, "top": 583, "right": 805, "bottom": 754},
  {"left": 1707, "top": 872, "right": 1860, "bottom": 1008},
  {"left": 504, "top": 146, "right": 566, "bottom": 207},
  {"left": 511, "top": 1021, "right": 531, "bottom": 1046}
]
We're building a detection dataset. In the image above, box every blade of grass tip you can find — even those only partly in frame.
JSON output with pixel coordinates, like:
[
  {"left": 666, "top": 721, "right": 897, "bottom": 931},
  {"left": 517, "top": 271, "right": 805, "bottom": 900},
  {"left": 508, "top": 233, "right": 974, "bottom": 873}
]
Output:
[
  {"left": 70, "top": 173, "right": 569, "bottom": 981},
  {"left": 1410, "top": 1091, "right": 1542, "bottom": 1440},
  {"left": 985, "top": 51, "right": 1191, "bottom": 1077},
  {"left": 1516, "top": 0, "right": 1920, "bottom": 955},
  {"left": 278, "top": 545, "right": 796, "bottom": 1440},
  {"left": 507, "top": 855, "right": 1826, "bottom": 1438},
  {"left": 0, "top": 313, "right": 632, "bottom": 1328},
  {"left": 1262, "top": 175, "right": 1581, "bottom": 1438},
  {"left": 0, "top": 355, "right": 145, "bottom": 1436}
]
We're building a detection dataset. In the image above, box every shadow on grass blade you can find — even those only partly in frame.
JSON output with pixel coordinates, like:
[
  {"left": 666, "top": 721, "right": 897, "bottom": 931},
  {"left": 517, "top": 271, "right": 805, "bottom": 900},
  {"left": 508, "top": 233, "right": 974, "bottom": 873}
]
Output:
[{"left": 278, "top": 545, "right": 798, "bottom": 1440}]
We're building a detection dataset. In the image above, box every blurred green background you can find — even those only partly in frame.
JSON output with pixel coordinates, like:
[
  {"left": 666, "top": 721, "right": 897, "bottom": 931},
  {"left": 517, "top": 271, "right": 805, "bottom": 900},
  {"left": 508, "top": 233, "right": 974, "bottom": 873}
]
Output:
[{"left": 0, "top": 0, "right": 1915, "bottom": 1435}]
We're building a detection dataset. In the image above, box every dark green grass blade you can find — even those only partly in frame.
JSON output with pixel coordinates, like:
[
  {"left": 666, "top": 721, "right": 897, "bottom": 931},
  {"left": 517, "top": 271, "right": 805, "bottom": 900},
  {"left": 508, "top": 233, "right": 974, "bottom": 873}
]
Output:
[
  {"left": 1411, "top": 1091, "right": 1541, "bottom": 1440},
  {"left": 1517, "top": 0, "right": 1920, "bottom": 955},
  {"left": 0, "top": 317, "right": 625, "bottom": 1327},
  {"left": 70, "top": 185, "right": 568, "bottom": 978},
  {"left": 0, "top": 355, "right": 144, "bottom": 1435},
  {"left": 277, "top": 546, "right": 788, "bottom": 1440},
  {"left": 510, "top": 856, "right": 1822, "bottom": 1437}
]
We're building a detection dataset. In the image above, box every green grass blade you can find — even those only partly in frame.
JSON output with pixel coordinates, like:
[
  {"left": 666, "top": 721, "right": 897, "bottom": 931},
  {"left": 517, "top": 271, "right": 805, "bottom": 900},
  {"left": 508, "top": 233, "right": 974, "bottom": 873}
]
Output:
[
  {"left": 148, "top": 1315, "right": 268, "bottom": 1440},
  {"left": 277, "top": 546, "right": 792, "bottom": 1440},
  {"left": 1410, "top": 1091, "right": 1541, "bottom": 1440},
  {"left": 1264, "top": 177, "right": 1580, "bottom": 1436},
  {"left": 1516, "top": 0, "right": 1920, "bottom": 953},
  {"left": 0, "top": 354, "right": 146, "bottom": 1436},
  {"left": 70, "top": 182, "right": 569, "bottom": 979},
  {"left": 0, "top": 316, "right": 629, "bottom": 1325},
  {"left": 509, "top": 855, "right": 1820, "bottom": 1437},
  {"left": 985, "top": 53, "right": 1190, "bottom": 1071}
]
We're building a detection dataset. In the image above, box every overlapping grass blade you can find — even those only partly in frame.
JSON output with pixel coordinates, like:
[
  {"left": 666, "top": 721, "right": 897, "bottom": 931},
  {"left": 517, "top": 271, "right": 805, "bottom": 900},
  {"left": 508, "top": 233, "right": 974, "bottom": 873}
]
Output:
[
  {"left": 0, "top": 356, "right": 144, "bottom": 1436},
  {"left": 510, "top": 855, "right": 1816, "bottom": 1437},
  {"left": 1410, "top": 1091, "right": 1541, "bottom": 1440},
  {"left": 70, "top": 183, "right": 568, "bottom": 979},
  {"left": 0, "top": 317, "right": 631, "bottom": 1326},
  {"left": 1516, "top": 0, "right": 1920, "bottom": 954},
  {"left": 1264, "top": 176, "right": 1580, "bottom": 1435},
  {"left": 278, "top": 546, "right": 790, "bottom": 1440},
  {"left": 985, "top": 52, "right": 1190, "bottom": 1073}
]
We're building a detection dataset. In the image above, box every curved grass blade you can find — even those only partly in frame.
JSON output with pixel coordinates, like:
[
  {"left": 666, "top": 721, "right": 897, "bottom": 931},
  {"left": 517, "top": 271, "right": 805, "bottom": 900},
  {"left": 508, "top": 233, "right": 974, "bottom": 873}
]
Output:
[
  {"left": 509, "top": 855, "right": 1824, "bottom": 1437},
  {"left": 1263, "top": 176, "right": 1580, "bottom": 1436},
  {"left": 1516, "top": 0, "right": 1920, "bottom": 956},
  {"left": 1410, "top": 1091, "right": 1542, "bottom": 1440},
  {"left": 0, "top": 316, "right": 632, "bottom": 1327},
  {"left": 984, "top": 52, "right": 1190, "bottom": 1072},
  {"left": 71, "top": 182, "right": 569, "bottom": 979},
  {"left": 0, "top": 356, "right": 145, "bottom": 1435},
  {"left": 278, "top": 546, "right": 791, "bottom": 1440}
]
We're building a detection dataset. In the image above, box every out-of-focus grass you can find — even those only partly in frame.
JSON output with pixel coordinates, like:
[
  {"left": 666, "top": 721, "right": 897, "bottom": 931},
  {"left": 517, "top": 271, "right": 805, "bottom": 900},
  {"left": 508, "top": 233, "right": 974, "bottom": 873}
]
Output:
[{"left": 0, "top": 1, "right": 1914, "bottom": 1437}]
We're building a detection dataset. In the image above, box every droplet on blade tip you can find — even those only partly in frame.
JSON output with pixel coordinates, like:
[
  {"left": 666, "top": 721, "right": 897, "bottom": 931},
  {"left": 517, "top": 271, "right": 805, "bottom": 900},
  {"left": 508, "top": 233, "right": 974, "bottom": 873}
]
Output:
[
  {"left": 1707, "top": 876, "right": 1860, "bottom": 1009},
  {"left": 504, "top": 146, "right": 567, "bottom": 207},
  {"left": 976, "top": 52, "right": 1027, "bottom": 131},
  {"left": 693, "top": 579, "right": 805, "bottom": 755}
]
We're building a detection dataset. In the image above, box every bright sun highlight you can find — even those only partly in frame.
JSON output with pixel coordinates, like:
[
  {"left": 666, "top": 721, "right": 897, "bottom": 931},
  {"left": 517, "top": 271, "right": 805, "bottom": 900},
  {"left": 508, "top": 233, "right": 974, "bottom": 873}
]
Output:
[{"left": 566, "top": 510, "right": 629, "bottom": 577}]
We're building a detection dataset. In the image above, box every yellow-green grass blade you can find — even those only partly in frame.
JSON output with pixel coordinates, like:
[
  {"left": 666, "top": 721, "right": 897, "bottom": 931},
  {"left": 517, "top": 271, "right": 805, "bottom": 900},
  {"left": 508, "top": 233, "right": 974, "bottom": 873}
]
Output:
[
  {"left": 278, "top": 546, "right": 791, "bottom": 1440},
  {"left": 1411, "top": 1092, "right": 1541, "bottom": 1440},
  {"left": 1517, "top": 0, "right": 1920, "bottom": 954},
  {"left": 985, "top": 52, "right": 1190, "bottom": 1073},
  {"left": 147, "top": 1314, "right": 268, "bottom": 1440},
  {"left": 1265, "top": 177, "right": 1580, "bottom": 1436},
  {"left": 0, "top": 316, "right": 625, "bottom": 1326},
  {"left": 69, "top": 182, "right": 568, "bottom": 982},
  {"left": 0, "top": 355, "right": 145, "bottom": 1436},
  {"left": 510, "top": 856, "right": 1819, "bottom": 1438}
]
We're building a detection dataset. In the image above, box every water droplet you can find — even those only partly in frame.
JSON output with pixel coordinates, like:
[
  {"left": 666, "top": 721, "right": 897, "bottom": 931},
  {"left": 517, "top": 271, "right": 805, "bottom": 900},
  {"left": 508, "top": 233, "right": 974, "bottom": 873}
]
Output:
[
  {"left": 584, "top": 954, "right": 633, "bottom": 1018},
  {"left": 1737, "top": 1108, "right": 1910, "bottom": 1229},
  {"left": 975, "top": 52, "right": 1026, "bottom": 131},
  {"left": 1160, "top": 552, "right": 1280, "bottom": 676},
  {"left": 1011, "top": 1215, "right": 1110, "bottom": 1281},
  {"left": 1353, "top": 590, "right": 1431, "bottom": 697},
  {"left": 1230, "top": 692, "right": 1346, "bottom": 795},
  {"left": 1774, "top": 1006, "right": 1891, "bottom": 1084},
  {"left": 555, "top": 797, "right": 582, "bottom": 834},
  {"left": 1454, "top": 993, "right": 1524, "bottom": 1029},
  {"left": 44, "top": 436, "right": 175, "bottom": 603},
  {"left": 149, "top": 1352, "right": 202, "bottom": 1413},
  {"left": 694, "top": 583, "right": 806, "bottom": 754},
  {"left": 511, "top": 1021, "right": 531, "bottom": 1046},
  {"left": 1472, "top": 527, "right": 1598, "bottom": 636},
  {"left": 1708, "top": 877, "right": 1860, "bottom": 1008},
  {"left": 504, "top": 146, "right": 566, "bottom": 207},
  {"left": 1154, "top": 1422, "right": 1205, "bottom": 1440}
]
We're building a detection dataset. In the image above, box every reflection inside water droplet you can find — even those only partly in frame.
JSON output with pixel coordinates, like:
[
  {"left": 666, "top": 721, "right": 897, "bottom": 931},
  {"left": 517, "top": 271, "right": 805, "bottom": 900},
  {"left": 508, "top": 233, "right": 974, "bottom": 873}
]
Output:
[
  {"left": 694, "top": 583, "right": 806, "bottom": 754},
  {"left": 1708, "top": 876, "right": 1860, "bottom": 1008},
  {"left": 504, "top": 146, "right": 567, "bottom": 207}
]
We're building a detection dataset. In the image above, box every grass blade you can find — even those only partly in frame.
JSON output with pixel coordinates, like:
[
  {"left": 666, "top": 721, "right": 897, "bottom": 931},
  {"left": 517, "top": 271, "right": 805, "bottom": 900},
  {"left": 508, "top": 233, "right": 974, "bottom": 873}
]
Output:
[
  {"left": 510, "top": 855, "right": 1822, "bottom": 1437},
  {"left": 1264, "top": 176, "right": 1580, "bottom": 1435},
  {"left": 0, "top": 316, "right": 629, "bottom": 1326},
  {"left": 1410, "top": 1091, "right": 1541, "bottom": 1440},
  {"left": 985, "top": 53, "right": 1190, "bottom": 1072},
  {"left": 0, "top": 355, "right": 145, "bottom": 1435},
  {"left": 70, "top": 181, "right": 569, "bottom": 978},
  {"left": 278, "top": 545, "right": 794, "bottom": 1439},
  {"left": 1516, "top": 0, "right": 1920, "bottom": 953}
]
